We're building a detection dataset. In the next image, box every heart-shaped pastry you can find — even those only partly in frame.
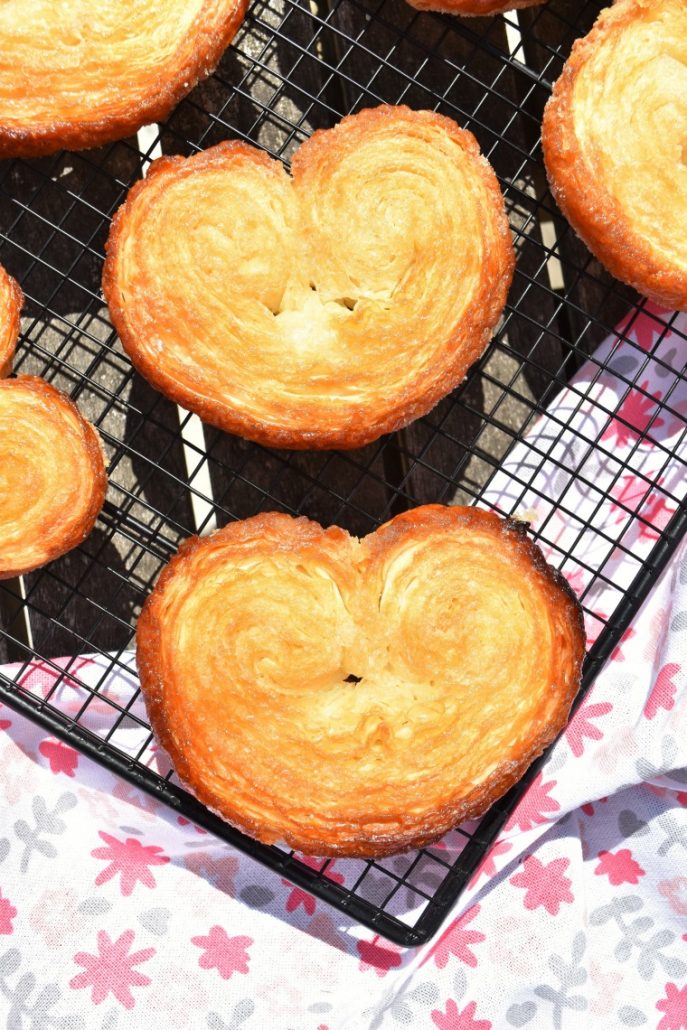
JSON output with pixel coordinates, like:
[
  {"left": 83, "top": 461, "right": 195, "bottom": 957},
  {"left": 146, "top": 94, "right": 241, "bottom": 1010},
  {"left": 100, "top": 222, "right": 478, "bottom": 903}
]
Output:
[
  {"left": 103, "top": 106, "right": 515, "bottom": 450},
  {"left": 0, "top": 0, "right": 246, "bottom": 158},
  {"left": 543, "top": 0, "right": 687, "bottom": 310},
  {"left": 0, "top": 265, "right": 21, "bottom": 379},
  {"left": 0, "top": 377, "right": 107, "bottom": 578},
  {"left": 137, "top": 505, "right": 585, "bottom": 857}
]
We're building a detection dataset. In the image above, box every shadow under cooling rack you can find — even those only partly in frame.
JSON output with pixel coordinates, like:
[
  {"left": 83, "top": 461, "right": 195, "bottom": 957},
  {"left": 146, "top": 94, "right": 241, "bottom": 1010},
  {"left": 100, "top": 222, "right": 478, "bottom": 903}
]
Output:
[{"left": 1, "top": 0, "right": 686, "bottom": 946}]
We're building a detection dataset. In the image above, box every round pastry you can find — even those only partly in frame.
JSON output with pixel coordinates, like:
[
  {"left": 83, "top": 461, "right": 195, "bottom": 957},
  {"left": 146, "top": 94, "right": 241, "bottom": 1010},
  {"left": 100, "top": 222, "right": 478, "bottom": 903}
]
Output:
[
  {"left": 103, "top": 106, "right": 515, "bottom": 450},
  {"left": 0, "top": 0, "right": 247, "bottom": 158},
  {"left": 542, "top": 0, "right": 687, "bottom": 310},
  {"left": 0, "top": 377, "right": 107, "bottom": 579},
  {"left": 137, "top": 505, "right": 585, "bottom": 857},
  {"left": 406, "top": 0, "right": 544, "bottom": 17},
  {"left": 0, "top": 265, "right": 22, "bottom": 379}
]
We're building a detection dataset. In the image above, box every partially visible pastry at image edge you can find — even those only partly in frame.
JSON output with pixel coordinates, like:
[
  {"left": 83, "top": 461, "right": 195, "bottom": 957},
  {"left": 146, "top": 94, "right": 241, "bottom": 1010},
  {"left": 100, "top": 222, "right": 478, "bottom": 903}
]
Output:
[
  {"left": 0, "top": 265, "right": 22, "bottom": 378},
  {"left": 0, "top": 1, "right": 247, "bottom": 158},
  {"left": 136, "top": 505, "right": 586, "bottom": 858},
  {"left": 542, "top": 0, "right": 687, "bottom": 310},
  {"left": 406, "top": 0, "right": 543, "bottom": 17},
  {"left": 103, "top": 105, "right": 515, "bottom": 450},
  {"left": 0, "top": 377, "right": 107, "bottom": 579}
]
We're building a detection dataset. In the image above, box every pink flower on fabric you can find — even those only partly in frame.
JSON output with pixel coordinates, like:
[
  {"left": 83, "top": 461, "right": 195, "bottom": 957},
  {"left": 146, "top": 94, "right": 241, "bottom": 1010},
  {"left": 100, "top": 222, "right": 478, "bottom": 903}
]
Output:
[
  {"left": 611, "top": 626, "right": 636, "bottom": 662},
  {"left": 38, "top": 738, "right": 79, "bottom": 777},
  {"left": 504, "top": 773, "right": 560, "bottom": 833},
  {"left": 421, "top": 905, "right": 484, "bottom": 970},
  {"left": 70, "top": 930, "right": 154, "bottom": 1009},
  {"left": 431, "top": 999, "right": 491, "bottom": 1030},
  {"left": 469, "top": 841, "right": 512, "bottom": 888},
  {"left": 18, "top": 656, "right": 98, "bottom": 694},
  {"left": 582, "top": 797, "right": 608, "bottom": 818},
  {"left": 656, "top": 983, "right": 687, "bottom": 1030},
  {"left": 356, "top": 935, "right": 404, "bottom": 977},
  {"left": 608, "top": 476, "right": 675, "bottom": 541},
  {"left": 562, "top": 564, "right": 588, "bottom": 598},
  {"left": 281, "top": 856, "right": 345, "bottom": 915},
  {"left": 644, "top": 663, "right": 680, "bottom": 720},
  {"left": 92, "top": 832, "right": 169, "bottom": 896},
  {"left": 617, "top": 303, "right": 671, "bottom": 352},
  {"left": 594, "top": 849, "right": 645, "bottom": 886},
  {"left": 0, "top": 708, "right": 10, "bottom": 732},
  {"left": 601, "top": 381, "right": 664, "bottom": 448},
  {"left": 510, "top": 855, "right": 574, "bottom": 915},
  {"left": 283, "top": 884, "right": 317, "bottom": 916},
  {"left": 565, "top": 699, "right": 613, "bottom": 757},
  {"left": 0, "top": 890, "right": 17, "bottom": 934},
  {"left": 658, "top": 877, "right": 687, "bottom": 917},
  {"left": 177, "top": 817, "right": 208, "bottom": 834},
  {"left": 191, "top": 926, "right": 252, "bottom": 980}
]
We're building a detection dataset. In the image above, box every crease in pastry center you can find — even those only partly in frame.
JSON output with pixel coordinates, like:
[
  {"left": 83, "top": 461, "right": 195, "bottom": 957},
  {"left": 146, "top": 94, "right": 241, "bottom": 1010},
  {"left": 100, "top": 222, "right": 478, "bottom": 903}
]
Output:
[{"left": 267, "top": 278, "right": 363, "bottom": 319}]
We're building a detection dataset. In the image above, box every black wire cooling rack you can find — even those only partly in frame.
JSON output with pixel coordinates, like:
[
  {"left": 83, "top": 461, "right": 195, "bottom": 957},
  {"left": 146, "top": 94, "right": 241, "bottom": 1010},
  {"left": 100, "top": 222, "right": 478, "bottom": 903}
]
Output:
[{"left": 1, "top": 0, "right": 686, "bottom": 947}]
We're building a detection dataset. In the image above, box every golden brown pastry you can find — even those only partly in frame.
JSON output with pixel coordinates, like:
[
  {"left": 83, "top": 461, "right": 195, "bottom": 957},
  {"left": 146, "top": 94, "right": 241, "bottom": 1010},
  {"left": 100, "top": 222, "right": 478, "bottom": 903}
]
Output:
[
  {"left": 103, "top": 106, "right": 515, "bottom": 450},
  {"left": 137, "top": 505, "right": 585, "bottom": 857},
  {"left": 406, "top": 0, "right": 543, "bottom": 17},
  {"left": 542, "top": 0, "right": 687, "bottom": 310},
  {"left": 0, "top": 1, "right": 247, "bottom": 158},
  {"left": 0, "top": 266, "right": 21, "bottom": 379},
  {"left": 0, "top": 377, "right": 107, "bottom": 579}
]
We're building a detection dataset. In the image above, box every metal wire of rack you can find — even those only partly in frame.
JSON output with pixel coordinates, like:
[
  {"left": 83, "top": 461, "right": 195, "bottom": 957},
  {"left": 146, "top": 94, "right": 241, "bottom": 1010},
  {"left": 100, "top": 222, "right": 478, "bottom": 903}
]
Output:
[{"left": 1, "top": 0, "right": 686, "bottom": 947}]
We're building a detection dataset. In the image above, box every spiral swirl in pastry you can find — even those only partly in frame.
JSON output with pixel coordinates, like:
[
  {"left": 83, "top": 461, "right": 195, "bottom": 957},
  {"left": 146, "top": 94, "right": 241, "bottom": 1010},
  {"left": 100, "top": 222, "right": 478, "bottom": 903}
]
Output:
[
  {"left": 542, "top": 0, "right": 687, "bottom": 309},
  {"left": 0, "top": 377, "right": 107, "bottom": 579},
  {"left": 0, "top": 266, "right": 21, "bottom": 379},
  {"left": 103, "top": 106, "right": 515, "bottom": 450},
  {"left": 406, "top": 0, "right": 543, "bottom": 17},
  {"left": 0, "top": 1, "right": 246, "bottom": 158},
  {"left": 137, "top": 505, "right": 585, "bottom": 857}
]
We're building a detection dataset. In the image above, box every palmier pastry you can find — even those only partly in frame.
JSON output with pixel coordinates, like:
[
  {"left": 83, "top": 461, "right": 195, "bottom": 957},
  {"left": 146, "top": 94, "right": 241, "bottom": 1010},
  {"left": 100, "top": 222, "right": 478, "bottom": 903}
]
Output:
[
  {"left": 406, "top": 0, "right": 544, "bottom": 17},
  {"left": 0, "top": 266, "right": 22, "bottom": 379},
  {"left": 542, "top": 0, "right": 687, "bottom": 310},
  {"left": 103, "top": 106, "right": 514, "bottom": 450},
  {"left": 137, "top": 505, "right": 585, "bottom": 857},
  {"left": 0, "top": 377, "right": 107, "bottom": 579},
  {"left": 0, "top": 1, "right": 246, "bottom": 158}
]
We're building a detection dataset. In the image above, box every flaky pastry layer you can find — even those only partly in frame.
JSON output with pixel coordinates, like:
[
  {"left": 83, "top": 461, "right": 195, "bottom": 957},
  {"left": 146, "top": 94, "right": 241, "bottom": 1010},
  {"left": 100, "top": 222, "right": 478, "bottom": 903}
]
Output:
[
  {"left": 543, "top": 0, "right": 687, "bottom": 309},
  {"left": 406, "top": 0, "right": 543, "bottom": 17},
  {"left": 0, "top": 266, "right": 22, "bottom": 379},
  {"left": 103, "top": 106, "right": 514, "bottom": 450},
  {"left": 137, "top": 505, "right": 585, "bottom": 857},
  {"left": 0, "top": 377, "right": 107, "bottom": 578},
  {"left": 0, "top": 1, "right": 246, "bottom": 158}
]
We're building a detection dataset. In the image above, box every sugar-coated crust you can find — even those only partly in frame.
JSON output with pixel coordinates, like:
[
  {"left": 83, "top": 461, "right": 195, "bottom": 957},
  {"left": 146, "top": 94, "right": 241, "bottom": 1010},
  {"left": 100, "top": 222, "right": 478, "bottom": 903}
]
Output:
[
  {"left": 0, "top": 376, "right": 107, "bottom": 578},
  {"left": 0, "top": 266, "right": 22, "bottom": 379},
  {"left": 137, "top": 505, "right": 585, "bottom": 858},
  {"left": 406, "top": 0, "right": 543, "bottom": 16},
  {"left": 542, "top": 0, "right": 687, "bottom": 310},
  {"left": 0, "top": 1, "right": 247, "bottom": 158},
  {"left": 103, "top": 105, "right": 514, "bottom": 450}
]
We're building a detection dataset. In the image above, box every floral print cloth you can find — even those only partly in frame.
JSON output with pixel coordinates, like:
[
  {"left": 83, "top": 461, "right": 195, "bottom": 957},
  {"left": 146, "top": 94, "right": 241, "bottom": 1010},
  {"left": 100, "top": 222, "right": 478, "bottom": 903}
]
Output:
[{"left": 0, "top": 305, "right": 686, "bottom": 1029}]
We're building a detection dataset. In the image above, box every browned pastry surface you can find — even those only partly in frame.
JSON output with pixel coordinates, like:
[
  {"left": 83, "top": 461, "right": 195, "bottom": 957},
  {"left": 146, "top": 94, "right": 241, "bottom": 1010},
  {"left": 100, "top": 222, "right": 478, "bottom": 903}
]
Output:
[
  {"left": 0, "top": 1, "right": 247, "bottom": 158},
  {"left": 542, "top": 0, "right": 687, "bottom": 310},
  {"left": 406, "top": 0, "right": 543, "bottom": 17},
  {"left": 103, "top": 106, "right": 515, "bottom": 450},
  {"left": 0, "top": 266, "right": 22, "bottom": 379},
  {"left": 137, "top": 505, "right": 585, "bottom": 857},
  {"left": 0, "top": 377, "right": 107, "bottom": 579}
]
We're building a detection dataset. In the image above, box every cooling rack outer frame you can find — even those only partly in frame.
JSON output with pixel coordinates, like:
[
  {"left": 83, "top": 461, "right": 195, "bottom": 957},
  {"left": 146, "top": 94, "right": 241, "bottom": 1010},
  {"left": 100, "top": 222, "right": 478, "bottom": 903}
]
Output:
[{"left": 1, "top": 0, "right": 687, "bottom": 947}]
